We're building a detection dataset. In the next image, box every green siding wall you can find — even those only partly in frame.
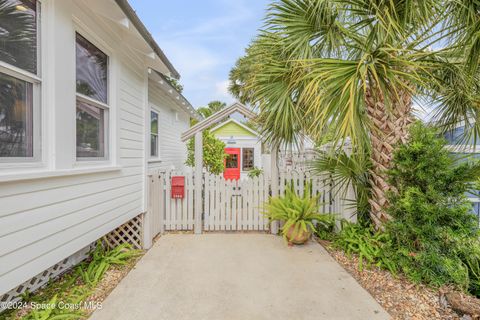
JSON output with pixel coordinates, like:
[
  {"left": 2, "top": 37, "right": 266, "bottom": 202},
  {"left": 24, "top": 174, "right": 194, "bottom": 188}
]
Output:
[{"left": 211, "top": 121, "right": 256, "bottom": 137}]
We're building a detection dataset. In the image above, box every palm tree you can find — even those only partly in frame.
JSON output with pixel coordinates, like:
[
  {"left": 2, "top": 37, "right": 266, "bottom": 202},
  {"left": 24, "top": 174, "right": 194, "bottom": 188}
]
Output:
[
  {"left": 229, "top": 0, "right": 480, "bottom": 227},
  {"left": 196, "top": 101, "right": 227, "bottom": 119}
]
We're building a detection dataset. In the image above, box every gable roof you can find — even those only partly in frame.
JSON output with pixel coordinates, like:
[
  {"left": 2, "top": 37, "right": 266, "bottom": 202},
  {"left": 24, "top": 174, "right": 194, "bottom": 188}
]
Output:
[
  {"left": 114, "top": 0, "right": 180, "bottom": 79},
  {"left": 210, "top": 119, "right": 259, "bottom": 137},
  {"left": 181, "top": 102, "right": 257, "bottom": 141}
]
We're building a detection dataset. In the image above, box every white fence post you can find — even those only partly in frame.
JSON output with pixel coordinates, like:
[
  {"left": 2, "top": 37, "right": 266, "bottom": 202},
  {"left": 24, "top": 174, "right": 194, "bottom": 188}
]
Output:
[
  {"left": 270, "top": 144, "right": 279, "bottom": 235},
  {"left": 340, "top": 142, "right": 357, "bottom": 223},
  {"left": 194, "top": 131, "right": 203, "bottom": 234},
  {"left": 143, "top": 174, "right": 153, "bottom": 249}
]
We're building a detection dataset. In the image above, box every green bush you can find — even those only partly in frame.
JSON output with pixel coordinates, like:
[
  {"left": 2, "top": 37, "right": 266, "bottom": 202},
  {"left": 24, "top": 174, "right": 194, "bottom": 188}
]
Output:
[
  {"left": 384, "top": 122, "right": 480, "bottom": 292},
  {"left": 334, "top": 221, "right": 397, "bottom": 273},
  {"left": 247, "top": 167, "right": 263, "bottom": 178},
  {"left": 186, "top": 130, "right": 227, "bottom": 175},
  {"left": 314, "top": 214, "right": 336, "bottom": 241}
]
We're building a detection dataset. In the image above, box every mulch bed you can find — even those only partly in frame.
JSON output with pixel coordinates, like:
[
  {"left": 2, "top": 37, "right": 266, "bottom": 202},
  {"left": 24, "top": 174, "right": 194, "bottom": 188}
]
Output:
[{"left": 316, "top": 239, "right": 464, "bottom": 320}]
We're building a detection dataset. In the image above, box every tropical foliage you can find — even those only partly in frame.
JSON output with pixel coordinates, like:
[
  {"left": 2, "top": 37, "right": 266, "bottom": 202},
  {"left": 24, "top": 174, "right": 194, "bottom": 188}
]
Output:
[
  {"left": 229, "top": 0, "right": 480, "bottom": 226},
  {"left": 263, "top": 183, "right": 330, "bottom": 242},
  {"left": 196, "top": 101, "right": 227, "bottom": 119},
  {"left": 333, "top": 221, "right": 397, "bottom": 273},
  {"left": 77, "top": 242, "right": 141, "bottom": 286},
  {"left": 247, "top": 167, "right": 263, "bottom": 178},
  {"left": 324, "top": 124, "right": 480, "bottom": 296},
  {"left": 186, "top": 130, "right": 227, "bottom": 175},
  {"left": 3, "top": 242, "right": 140, "bottom": 319},
  {"left": 384, "top": 122, "right": 480, "bottom": 290},
  {"left": 312, "top": 147, "right": 372, "bottom": 222}
]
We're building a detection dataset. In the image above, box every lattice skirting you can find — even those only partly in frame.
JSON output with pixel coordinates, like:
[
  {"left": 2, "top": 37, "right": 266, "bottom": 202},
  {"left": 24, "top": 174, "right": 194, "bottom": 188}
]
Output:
[
  {"left": 0, "top": 245, "right": 92, "bottom": 311},
  {"left": 103, "top": 213, "right": 144, "bottom": 250},
  {"left": 0, "top": 213, "right": 145, "bottom": 312}
]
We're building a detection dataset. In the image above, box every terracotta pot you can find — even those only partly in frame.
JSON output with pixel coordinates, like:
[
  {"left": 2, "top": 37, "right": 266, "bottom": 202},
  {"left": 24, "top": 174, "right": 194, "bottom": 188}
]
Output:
[{"left": 286, "top": 225, "right": 311, "bottom": 245}]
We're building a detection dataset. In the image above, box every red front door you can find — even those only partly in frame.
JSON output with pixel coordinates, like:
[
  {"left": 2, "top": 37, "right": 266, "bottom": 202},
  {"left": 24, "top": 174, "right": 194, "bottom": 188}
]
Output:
[{"left": 224, "top": 148, "right": 240, "bottom": 180}]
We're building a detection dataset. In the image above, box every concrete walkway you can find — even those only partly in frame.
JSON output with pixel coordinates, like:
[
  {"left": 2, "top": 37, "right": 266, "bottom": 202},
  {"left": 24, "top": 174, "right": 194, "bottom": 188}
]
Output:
[{"left": 90, "top": 234, "right": 389, "bottom": 320}]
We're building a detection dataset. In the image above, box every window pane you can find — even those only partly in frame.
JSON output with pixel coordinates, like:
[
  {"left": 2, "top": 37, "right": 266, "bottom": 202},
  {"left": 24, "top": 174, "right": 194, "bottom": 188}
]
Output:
[
  {"left": 226, "top": 154, "right": 238, "bottom": 168},
  {"left": 76, "top": 101, "right": 105, "bottom": 158},
  {"left": 151, "top": 134, "right": 158, "bottom": 157},
  {"left": 0, "top": 72, "right": 33, "bottom": 157},
  {"left": 0, "top": 0, "right": 37, "bottom": 73},
  {"left": 76, "top": 33, "right": 108, "bottom": 103},
  {"left": 151, "top": 111, "right": 158, "bottom": 134},
  {"left": 242, "top": 148, "right": 254, "bottom": 171}
]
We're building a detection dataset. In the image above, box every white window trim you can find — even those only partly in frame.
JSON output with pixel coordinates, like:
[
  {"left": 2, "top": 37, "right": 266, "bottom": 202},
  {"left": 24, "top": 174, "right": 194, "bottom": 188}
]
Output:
[
  {"left": 74, "top": 31, "right": 111, "bottom": 163},
  {"left": 242, "top": 147, "right": 255, "bottom": 172},
  {"left": 0, "top": 0, "right": 42, "bottom": 166},
  {"left": 149, "top": 109, "right": 160, "bottom": 160}
]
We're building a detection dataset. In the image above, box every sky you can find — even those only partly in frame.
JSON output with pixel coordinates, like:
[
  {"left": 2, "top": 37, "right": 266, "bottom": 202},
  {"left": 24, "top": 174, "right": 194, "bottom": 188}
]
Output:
[{"left": 129, "top": 0, "right": 270, "bottom": 109}]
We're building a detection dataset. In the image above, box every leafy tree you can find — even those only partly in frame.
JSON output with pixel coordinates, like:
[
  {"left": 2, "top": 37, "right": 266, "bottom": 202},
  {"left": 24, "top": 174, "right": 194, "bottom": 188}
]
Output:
[
  {"left": 229, "top": 0, "right": 480, "bottom": 227},
  {"left": 186, "top": 130, "right": 227, "bottom": 175}
]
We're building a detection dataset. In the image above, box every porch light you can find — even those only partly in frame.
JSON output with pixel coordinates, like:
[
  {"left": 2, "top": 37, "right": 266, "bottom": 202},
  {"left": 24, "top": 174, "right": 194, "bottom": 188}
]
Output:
[{"left": 227, "top": 136, "right": 236, "bottom": 144}]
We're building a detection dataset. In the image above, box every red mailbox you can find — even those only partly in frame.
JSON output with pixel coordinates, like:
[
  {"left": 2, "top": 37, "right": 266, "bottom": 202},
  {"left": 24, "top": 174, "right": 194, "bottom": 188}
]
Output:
[{"left": 171, "top": 176, "right": 185, "bottom": 199}]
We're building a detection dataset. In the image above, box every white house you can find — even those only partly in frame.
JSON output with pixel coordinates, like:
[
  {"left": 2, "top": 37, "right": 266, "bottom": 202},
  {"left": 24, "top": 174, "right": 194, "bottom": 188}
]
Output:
[
  {"left": 210, "top": 118, "right": 262, "bottom": 180},
  {"left": 0, "top": 0, "right": 200, "bottom": 304}
]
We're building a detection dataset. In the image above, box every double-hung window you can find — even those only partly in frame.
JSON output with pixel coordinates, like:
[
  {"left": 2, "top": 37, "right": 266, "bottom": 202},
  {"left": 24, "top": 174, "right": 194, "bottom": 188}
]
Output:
[
  {"left": 75, "top": 33, "right": 109, "bottom": 160},
  {"left": 0, "top": 0, "right": 40, "bottom": 161},
  {"left": 150, "top": 111, "right": 159, "bottom": 157}
]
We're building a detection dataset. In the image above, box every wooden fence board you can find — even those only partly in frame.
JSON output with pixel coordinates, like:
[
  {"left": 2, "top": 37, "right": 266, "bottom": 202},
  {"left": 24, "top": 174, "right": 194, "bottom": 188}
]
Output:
[{"left": 147, "top": 168, "right": 355, "bottom": 236}]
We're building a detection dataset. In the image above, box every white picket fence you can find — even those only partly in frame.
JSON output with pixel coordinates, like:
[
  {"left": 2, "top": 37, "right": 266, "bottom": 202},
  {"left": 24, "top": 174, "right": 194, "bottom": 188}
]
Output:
[
  {"left": 279, "top": 171, "right": 342, "bottom": 215},
  {"left": 147, "top": 171, "right": 195, "bottom": 235},
  {"left": 204, "top": 173, "right": 270, "bottom": 231},
  {"left": 147, "top": 169, "right": 356, "bottom": 238}
]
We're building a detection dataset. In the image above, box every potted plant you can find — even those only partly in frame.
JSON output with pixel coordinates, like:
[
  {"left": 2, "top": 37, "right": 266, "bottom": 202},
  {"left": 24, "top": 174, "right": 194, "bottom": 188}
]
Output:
[{"left": 263, "top": 183, "right": 327, "bottom": 245}]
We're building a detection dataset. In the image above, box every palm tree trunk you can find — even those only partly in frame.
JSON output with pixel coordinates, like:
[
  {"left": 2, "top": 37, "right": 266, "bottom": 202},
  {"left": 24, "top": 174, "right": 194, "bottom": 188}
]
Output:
[{"left": 365, "top": 86, "right": 413, "bottom": 227}]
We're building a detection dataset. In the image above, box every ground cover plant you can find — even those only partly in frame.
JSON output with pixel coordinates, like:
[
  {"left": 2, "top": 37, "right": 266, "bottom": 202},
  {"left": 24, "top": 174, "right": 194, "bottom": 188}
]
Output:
[{"left": 0, "top": 242, "right": 141, "bottom": 320}]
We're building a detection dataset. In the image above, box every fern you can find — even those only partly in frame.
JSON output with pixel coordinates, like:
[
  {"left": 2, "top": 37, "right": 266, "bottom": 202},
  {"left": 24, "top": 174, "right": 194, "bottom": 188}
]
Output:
[{"left": 263, "top": 182, "right": 332, "bottom": 242}]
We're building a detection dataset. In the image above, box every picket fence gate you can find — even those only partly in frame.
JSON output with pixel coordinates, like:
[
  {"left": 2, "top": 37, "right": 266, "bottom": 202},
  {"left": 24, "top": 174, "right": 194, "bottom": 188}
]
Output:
[{"left": 147, "top": 169, "right": 355, "bottom": 239}]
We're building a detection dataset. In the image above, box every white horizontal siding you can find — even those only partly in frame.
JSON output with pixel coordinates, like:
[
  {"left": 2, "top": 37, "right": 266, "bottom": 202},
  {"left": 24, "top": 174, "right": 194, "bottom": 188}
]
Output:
[
  {"left": 0, "top": 0, "right": 148, "bottom": 295},
  {"left": 148, "top": 82, "right": 190, "bottom": 172}
]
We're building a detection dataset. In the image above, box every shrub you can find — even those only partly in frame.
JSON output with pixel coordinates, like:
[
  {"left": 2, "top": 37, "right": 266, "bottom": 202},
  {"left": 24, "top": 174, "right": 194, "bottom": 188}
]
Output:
[
  {"left": 314, "top": 214, "right": 336, "bottom": 241},
  {"left": 384, "top": 122, "right": 480, "bottom": 292},
  {"left": 334, "top": 221, "right": 397, "bottom": 273},
  {"left": 186, "top": 130, "right": 227, "bottom": 175}
]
